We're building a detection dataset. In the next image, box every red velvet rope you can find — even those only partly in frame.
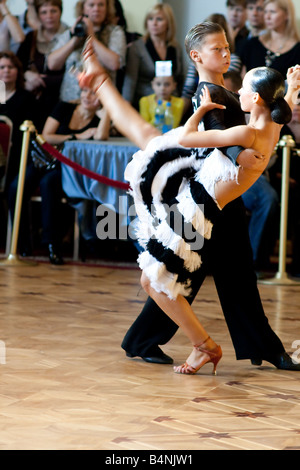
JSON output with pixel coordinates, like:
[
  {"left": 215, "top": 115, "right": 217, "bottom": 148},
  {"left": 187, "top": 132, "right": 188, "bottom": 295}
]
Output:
[{"left": 42, "top": 141, "right": 130, "bottom": 191}]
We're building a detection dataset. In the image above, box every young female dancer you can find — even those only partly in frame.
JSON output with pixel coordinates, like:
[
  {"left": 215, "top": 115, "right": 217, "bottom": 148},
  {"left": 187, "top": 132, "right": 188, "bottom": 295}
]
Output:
[{"left": 78, "top": 31, "right": 300, "bottom": 374}]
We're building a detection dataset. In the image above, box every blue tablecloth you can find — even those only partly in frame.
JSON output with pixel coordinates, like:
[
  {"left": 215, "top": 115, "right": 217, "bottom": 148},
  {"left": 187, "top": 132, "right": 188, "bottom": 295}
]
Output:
[{"left": 61, "top": 138, "right": 139, "bottom": 230}]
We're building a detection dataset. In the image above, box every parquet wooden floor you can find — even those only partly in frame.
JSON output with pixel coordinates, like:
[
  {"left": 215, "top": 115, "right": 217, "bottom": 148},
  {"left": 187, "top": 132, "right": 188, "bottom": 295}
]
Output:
[{"left": 0, "top": 257, "right": 300, "bottom": 450}]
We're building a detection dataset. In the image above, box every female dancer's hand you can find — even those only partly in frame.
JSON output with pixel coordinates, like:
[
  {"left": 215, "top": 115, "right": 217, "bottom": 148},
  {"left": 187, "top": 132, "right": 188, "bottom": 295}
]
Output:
[{"left": 198, "top": 85, "right": 226, "bottom": 113}]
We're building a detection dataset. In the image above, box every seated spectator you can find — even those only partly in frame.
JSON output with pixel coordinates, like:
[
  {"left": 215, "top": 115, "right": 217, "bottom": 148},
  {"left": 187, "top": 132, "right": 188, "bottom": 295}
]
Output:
[
  {"left": 0, "top": 51, "right": 64, "bottom": 265},
  {"left": 0, "top": 51, "right": 37, "bottom": 189},
  {"left": 42, "top": 87, "right": 110, "bottom": 144},
  {"left": 42, "top": 87, "right": 111, "bottom": 249},
  {"left": 139, "top": 72, "right": 184, "bottom": 129},
  {"left": 122, "top": 3, "right": 183, "bottom": 110},
  {"left": 245, "top": 0, "right": 265, "bottom": 38},
  {"left": 16, "top": 0, "right": 68, "bottom": 132},
  {"left": 10, "top": 0, "right": 41, "bottom": 53},
  {"left": 226, "top": 0, "right": 249, "bottom": 56},
  {"left": 47, "top": 0, "right": 126, "bottom": 103},
  {"left": 181, "top": 13, "right": 242, "bottom": 118},
  {"left": 269, "top": 101, "right": 300, "bottom": 277},
  {"left": 0, "top": 0, "right": 25, "bottom": 52},
  {"left": 240, "top": 0, "right": 300, "bottom": 76}
]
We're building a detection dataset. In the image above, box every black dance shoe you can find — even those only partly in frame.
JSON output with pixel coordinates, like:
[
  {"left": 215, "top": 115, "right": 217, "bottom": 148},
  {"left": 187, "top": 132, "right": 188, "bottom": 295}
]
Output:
[
  {"left": 48, "top": 244, "right": 64, "bottom": 265},
  {"left": 251, "top": 352, "right": 300, "bottom": 370},
  {"left": 126, "top": 346, "right": 173, "bottom": 364}
]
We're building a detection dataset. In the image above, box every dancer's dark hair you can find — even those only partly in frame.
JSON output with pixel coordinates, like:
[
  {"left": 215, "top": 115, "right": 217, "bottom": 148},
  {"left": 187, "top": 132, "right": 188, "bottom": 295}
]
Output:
[{"left": 250, "top": 66, "right": 292, "bottom": 124}]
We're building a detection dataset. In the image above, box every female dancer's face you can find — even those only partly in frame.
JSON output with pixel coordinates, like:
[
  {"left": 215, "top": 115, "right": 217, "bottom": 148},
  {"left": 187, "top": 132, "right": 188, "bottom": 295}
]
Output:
[
  {"left": 238, "top": 71, "right": 256, "bottom": 112},
  {"left": 0, "top": 58, "right": 18, "bottom": 88},
  {"left": 264, "top": 2, "right": 288, "bottom": 32},
  {"left": 83, "top": 0, "right": 107, "bottom": 27},
  {"left": 197, "top": 32, "right": 231, "bottom": 75}
]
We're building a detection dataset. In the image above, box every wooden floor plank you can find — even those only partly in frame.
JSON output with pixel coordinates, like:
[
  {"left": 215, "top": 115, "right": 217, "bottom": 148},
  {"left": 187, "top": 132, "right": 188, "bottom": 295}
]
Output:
[{"left": 0, "top": 259, "right": 300, "bottom": 450}]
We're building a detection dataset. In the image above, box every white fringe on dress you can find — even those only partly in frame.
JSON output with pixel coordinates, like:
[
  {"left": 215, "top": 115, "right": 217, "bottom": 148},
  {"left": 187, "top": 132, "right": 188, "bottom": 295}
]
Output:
[{"left": 125, "top": 128, "right": 240, "bottom": 300}]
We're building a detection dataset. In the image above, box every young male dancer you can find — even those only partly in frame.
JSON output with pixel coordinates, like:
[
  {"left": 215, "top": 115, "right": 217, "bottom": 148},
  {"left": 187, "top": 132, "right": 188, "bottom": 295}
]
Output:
[
  {"left": 120, "top": 23, "right": 300, "bottom": 371},
  {"left": 79, "top": 23, "right": 300, "bottom": 371}
]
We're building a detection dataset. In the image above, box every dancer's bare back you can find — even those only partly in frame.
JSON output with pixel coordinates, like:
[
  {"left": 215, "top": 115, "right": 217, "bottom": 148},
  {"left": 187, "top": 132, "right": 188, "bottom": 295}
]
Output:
[{"left": 178, "top": 86, "right": 282, "bottom": 208}]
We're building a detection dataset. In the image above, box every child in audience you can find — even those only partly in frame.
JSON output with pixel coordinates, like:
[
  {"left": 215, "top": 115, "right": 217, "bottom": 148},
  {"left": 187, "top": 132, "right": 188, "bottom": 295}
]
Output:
[{"left": 139, "top": 71, "right": 184, "bottom": 128}]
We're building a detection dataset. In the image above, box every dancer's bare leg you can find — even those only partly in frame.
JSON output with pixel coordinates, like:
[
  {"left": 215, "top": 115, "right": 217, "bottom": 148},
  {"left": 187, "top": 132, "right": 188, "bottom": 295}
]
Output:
[
  {"left": 79, "top": 37, "right": 160, "bottom": 150},
  {"left": 140, "top": 272, "right": 222, "bottom": 374}
]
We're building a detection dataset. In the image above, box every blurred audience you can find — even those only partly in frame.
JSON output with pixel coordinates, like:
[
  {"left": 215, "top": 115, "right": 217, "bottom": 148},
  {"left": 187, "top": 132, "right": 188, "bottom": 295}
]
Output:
[
  {"left": 42, "top": 87, "right": 110, "bottom": 144},
  {"left": 16, "top": 0, "right": 68, "bottom": 131},
  {"left": 42, "top": 86, "right": 111, "bottom": 249},
  {"left": 10, "top": 0, "right": 41, "bottom": 53},
  {"left": 245, "top": 0, "right": 265, "bottom": 38},
  {"left": 240, "top": 0, "right": 300, "bottom": 77},
  {"left": 0, "top": 51, "right": 37, "bottom": 188},
  {"left": 0, "top": 50, "right": 65, "bottom": 264},
  {"left": 113, "top": 0, "right": 140, "bottom": 46},
  {"left": 0, "top": 0, "right": 25, "bottom": 53},
  {"left": 47, "top": 0, "right": 126, "bottom": 102},
  {"left": 226, "top": 0, "right": 249, "bottom": 56},
  {"left": 269, "top": 101, "right": 300, "bottom": 277},
  {"left": 122, "top": 3, "right": 183, "bottom": 110},
  {"left": 139, "top": 73, "right": 184, "bottom": 128},
  {"left": 112, "top": 0, "right": 141, "bottom": 92}
]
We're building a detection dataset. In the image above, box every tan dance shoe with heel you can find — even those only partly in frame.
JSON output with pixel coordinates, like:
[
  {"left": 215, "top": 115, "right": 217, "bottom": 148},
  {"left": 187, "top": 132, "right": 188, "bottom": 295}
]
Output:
[{"left": 173, "top": 336, "right": 222, "bottom": 375}]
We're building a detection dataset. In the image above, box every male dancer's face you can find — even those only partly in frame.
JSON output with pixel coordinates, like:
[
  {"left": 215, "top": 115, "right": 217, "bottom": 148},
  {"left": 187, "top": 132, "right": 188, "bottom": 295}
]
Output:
[{"left": 192, "top": 32, "right": 231, "bottom": 76}]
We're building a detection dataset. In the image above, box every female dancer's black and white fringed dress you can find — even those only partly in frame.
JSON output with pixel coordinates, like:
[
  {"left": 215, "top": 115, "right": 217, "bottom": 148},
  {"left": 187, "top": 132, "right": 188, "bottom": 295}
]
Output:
[{"left": 125, "top": 127, "right": 240, "bottom": 301}]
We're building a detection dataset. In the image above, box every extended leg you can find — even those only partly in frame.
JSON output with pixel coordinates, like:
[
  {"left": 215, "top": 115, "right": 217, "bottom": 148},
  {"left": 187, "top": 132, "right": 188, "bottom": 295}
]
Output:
[
  {"left": 140, "top": 272, "right": 222, "bottom": 374},
  {"left": 79, "top": 37, "right": 160, "bottom": 150}
]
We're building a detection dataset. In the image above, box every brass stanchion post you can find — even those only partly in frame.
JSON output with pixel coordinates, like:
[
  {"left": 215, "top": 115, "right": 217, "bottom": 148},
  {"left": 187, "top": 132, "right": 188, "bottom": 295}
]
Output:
[
  {"left": 0, "top": 120, "right": 37, "bottom": 266},
  {"left": 260, "top": 135, "right": 299, "bottom": 285}
]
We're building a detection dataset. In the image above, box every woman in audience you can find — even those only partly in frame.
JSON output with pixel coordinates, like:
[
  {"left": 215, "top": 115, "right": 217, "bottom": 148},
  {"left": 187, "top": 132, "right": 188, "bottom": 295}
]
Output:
[
  {"left": 240, "top": 0, "right": 300, "bottom": 77},
  {"left": 42, "top": 87, "right": 111, "bottom": 251},
  {"left": 0, "top": 0, "right": 25, "bottom": 53},
  {"left": 10, "top": 0, "right": 41, "bottom": 53},
  {"left": 47, "top": 0, "right": 126, "bottom": 102},
  {"left": 42, "top": 87, "right": 110, "bottom": 144},
  {"left": 122, "top": 3, "right": 183, "bottom": 110},
  {"left": 0, "top": 50, "right": 63, "bottom": 265},
  {"left": 16, "top": 0, "right": 68, "bottom": 132},
  {"left": 0, "top": 51, "right": 37, "bottom": 189}
]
